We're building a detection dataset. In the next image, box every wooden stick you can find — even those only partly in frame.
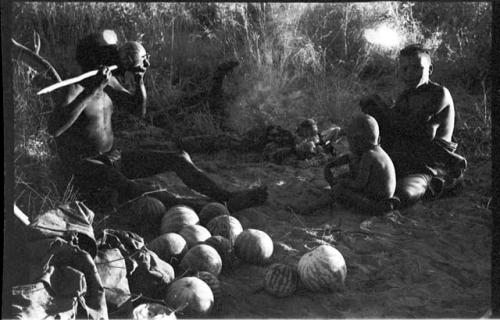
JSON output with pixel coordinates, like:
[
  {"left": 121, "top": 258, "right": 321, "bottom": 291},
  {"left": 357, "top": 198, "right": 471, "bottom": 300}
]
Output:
[
  {"left": 37, "top": 65, "right": 119, "bottom": 95},
  {"left": 13, "top": 204, "right": 31, "bottom": 226}
]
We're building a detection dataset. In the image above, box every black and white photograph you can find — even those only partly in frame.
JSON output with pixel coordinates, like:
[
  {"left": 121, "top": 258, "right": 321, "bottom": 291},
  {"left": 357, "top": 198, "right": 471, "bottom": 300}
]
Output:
[{"left": 2, "top": 2, "right": 497, "bottom": 319}]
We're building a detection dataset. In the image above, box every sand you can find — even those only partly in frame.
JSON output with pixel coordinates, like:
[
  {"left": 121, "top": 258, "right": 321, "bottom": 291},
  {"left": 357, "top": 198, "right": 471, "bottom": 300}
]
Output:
[{"left": 106, "top": 146, "right": 491, "bottom": 318}]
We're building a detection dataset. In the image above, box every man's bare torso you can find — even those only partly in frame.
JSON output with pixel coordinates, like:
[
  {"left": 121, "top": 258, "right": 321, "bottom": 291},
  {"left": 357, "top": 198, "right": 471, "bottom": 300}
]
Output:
[
  {"left": 395, "top": 81, "right": 454, "bottom": 142},
  {"left": 55, "top": 82, "right": 116, "bottom": 160}
]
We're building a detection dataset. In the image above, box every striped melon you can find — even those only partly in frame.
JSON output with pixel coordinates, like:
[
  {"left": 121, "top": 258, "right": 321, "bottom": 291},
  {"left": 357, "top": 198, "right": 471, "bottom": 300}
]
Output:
[
  {"left": 204, "top": 235, "right": 236, "bottom": 272},
  {"left": 297, "top": 244, "right": 347, "bottom": 292},
  {"left": 180, "top": 244, "right": 222, "bottom": 276},
  {"left": 165, "top": 277, "right": 213, "bottom": 317},
  {"left": 199, "top": 202, "right": 230, "bottom": 226},
  {"left": 128, "top": 196, "right": 166, "bottom": 225},
  {"left": 160, "top": 205, "right": 199, "bottom": 234},
  {"left": 179, "top": 225, "right": 212, "bottom": 248},
  {"left": 193, "top": 271, "right": 222, "bottom": 302},
  {"left": 147, "top": 233, "right": 188, "bottom": 267},
  {"left": 206, "top": 215, "right": 243, "bottom": 246},
  {"left": 234, "top": 229, "right": 273, "bottom": 265},
  {"left": 263, "top": 263, "right": 298, "bottom": 297}
]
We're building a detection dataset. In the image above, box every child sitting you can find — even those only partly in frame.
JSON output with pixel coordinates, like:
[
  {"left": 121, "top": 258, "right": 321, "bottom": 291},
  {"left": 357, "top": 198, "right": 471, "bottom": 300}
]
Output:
[{"left": 324, "top": 114, "right": 399, "bottom": 214}]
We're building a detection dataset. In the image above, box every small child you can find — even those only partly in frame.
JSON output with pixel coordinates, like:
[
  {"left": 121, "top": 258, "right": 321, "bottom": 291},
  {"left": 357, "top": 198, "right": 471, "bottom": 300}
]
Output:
[{"left": 324, "top": 114, "right": 399, "bottom": 214}]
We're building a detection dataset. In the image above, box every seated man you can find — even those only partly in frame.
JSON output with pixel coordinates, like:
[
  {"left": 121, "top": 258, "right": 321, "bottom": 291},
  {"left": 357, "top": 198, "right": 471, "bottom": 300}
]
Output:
[
  {"left": 360, "top": 44, "right": 466, "bottom": 207},
  {"left": 324, "top": 114, "right": 398, "bottom": 214},
  {"left": 47, "top": 30, "right": 267, "bottom": 212}
]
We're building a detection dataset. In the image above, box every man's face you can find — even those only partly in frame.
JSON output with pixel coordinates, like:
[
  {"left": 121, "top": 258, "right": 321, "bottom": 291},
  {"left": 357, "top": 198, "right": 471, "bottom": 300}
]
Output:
[
  {"left": 398, "top": 53, "right": 432, "bottom": 89},
  {"left": 132, "top": 45, "right": 150, "bottom": 72}
]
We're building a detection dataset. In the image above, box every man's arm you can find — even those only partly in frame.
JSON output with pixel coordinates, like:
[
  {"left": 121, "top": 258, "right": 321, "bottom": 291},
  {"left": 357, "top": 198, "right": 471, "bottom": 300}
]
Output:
[
  {"left": 427, "top": 87, "right": 454, "bottom": 141},
  {"left": 47, "top": 67, "right": 110, "bottom": 137},
  {"left": 106, "top": 72, "right": 147, "bottom": 118}
]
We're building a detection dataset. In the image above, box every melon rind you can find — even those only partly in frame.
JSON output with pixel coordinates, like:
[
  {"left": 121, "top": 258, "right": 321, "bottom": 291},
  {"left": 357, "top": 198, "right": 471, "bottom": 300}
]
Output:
[
  {"left": 297, "top": 244, "right": 347, "bottom": 292},
  {"left": 165, "top": 277, "right": 214, "bottom": 317},
  {"left": 160, "top": 205, "right": 199, "bottom": 234},
  {"left": 264, "top": 263, "right": 298, "bottom": 297}
]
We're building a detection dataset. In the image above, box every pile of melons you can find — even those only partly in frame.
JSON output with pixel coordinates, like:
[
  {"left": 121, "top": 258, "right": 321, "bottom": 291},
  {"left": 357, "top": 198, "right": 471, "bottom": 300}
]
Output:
[
  {"left": 132, "top": 199, "right": 273, "bottom": 317},
  {"left": 131, "top": 197, "right": 347, "bottom": 318}
]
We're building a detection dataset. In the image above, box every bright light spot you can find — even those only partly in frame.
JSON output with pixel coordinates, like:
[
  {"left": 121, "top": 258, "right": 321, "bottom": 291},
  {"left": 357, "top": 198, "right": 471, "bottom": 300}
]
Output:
[
  {"left": 364, "top": 24, "right": 401, "bottom": 49},
  {"left": 276, "top": 180, "right": 285, "bottom": 186}
]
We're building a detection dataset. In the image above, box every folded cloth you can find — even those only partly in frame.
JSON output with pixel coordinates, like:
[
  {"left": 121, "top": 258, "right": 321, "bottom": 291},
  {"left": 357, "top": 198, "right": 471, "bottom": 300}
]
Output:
[
  {"left": 95, "top": 248, "right": 134, "bottom": 317},
  {"left": 18, "top": 237, "right": 108, "bottom": 320},
  {"left": 28, "top": 201, "right": 97, "bottom": 258},
  {"left": 11, "top": 265, "right": 85, "bottom": 320},
  {"left": 97, "top": 229, "right": 175, "bottom": 300},
  {"left": 19, "top": 201, "right": 107, "bottom": 320}
]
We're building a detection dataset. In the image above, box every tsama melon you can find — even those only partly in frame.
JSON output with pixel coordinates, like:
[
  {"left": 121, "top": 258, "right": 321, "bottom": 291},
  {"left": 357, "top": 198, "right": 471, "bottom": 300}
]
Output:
[
  {"left": 206, "top": 215, "right": 243, "bottom": 245},
  {"left": 147, "top": 233, "right": 188, "bottom": 266},
  {"left": 179, "top": 225, "right": 212, "bottom": 248},
  {"left": 198, "top": 202, "right": 230, "bottom": 226},
  {"left": 234, "top": 229, "right": 273, "bottom": 264},
  {"left": 204, "top": 235, "right": 236, "bottom": 272},
  {"left": 179, "top": 244, "right": 222, "bottom": 276},
  {"left": 160, "top": 205, "right": 199, "bottom": 234},
  {"left": 133, "top": 303, "right": 177, "bottom": 320},
  {"left": 165, "top": 277, "right": 214, "bottom": 317},
  {"left": 128, "top": 196, "right": 166, "bottom": 225},
  {"left": 297, "top": 244, "right": 347, "bottom": 292},
  {"left": 193, "top": 271, "right": 222, "bottom": 302},
  {"left": 263, "top": 263, "right": 299, "bottom": 297}
]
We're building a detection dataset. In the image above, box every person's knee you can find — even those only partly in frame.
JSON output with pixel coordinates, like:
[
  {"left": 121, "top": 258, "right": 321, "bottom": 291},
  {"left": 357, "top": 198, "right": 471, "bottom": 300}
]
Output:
[{"left": 396, "top": 174, "right": 430, "bottom": 205}]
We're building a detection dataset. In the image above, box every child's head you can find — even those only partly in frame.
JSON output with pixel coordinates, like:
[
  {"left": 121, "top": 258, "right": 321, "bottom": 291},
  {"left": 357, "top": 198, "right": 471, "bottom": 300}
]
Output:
[
  {"left": 296, "top": 118, "right": 319, "bottom": 139},
  {"left": 398, "top": 44, "right": 433, "bottom": 89},
  {"left": 347, "top": 114, "right": 380, "bottom": 154}
]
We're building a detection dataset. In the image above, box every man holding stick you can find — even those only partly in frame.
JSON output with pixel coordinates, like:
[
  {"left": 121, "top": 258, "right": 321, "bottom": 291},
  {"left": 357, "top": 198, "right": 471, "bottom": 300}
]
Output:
[{"left": 47, "top": 30, "right": 267, "bottom": 212}]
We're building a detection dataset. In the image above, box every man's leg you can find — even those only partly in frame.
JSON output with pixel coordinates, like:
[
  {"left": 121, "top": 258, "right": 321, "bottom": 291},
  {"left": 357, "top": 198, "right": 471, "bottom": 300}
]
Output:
[
  {"left": 121, "top": 149, "right": 267, "bottom": 211},
  {"left": 71, "top": 159, "right": 183, "bottom": 208},
  {"left": 395, "top": 173, "right": 432, "bottom": 207}
]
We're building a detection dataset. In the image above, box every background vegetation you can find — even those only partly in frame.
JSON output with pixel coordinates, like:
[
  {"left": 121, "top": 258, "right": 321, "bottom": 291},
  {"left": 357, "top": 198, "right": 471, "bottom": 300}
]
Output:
[{"left": 11, "top": 2, "right": 491, "bottom": 217}]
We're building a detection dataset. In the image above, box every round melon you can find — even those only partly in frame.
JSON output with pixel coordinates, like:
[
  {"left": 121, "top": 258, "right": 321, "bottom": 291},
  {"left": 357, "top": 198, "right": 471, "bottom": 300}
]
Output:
[
  {"left": 179, "top": 225, "right": 212, "bottom": 248},
  {"left": 204, "top": 235, "right": 236, "bottom": 272},
  {"left": 206, "top": 215, "right": 243, "bottom": 246},
  {"left": 128, "top": 196, "right": 166, "bottom": 224},
  {"left": 199, "top": 202, "right": 230, "bottom": 226},
  {"left": 297, "top": 244, "right": 347, "bottom": 292},
  {"left": 147, "top": 233, "right": 188, "bottom": 266},
  {"left": 264, "top": 263, "right": 299, "bottom": 297},
  {"left": 180, "top": 244, "right": 222, "bottom": 276},
  {"left": 133, "top": 303, "right": 176, "bottom": 320},
  {"left": 161, "top": 205, "right": 199, "bottom": 234},
  {"left": 165, "top": 277, "right": 213, "bottom": 317},
  {"left": 193, "top": 271, "right": 222, "bottom": 302},
  {"left": 234, "top": 229, "right": 273, "bottom": 265}
]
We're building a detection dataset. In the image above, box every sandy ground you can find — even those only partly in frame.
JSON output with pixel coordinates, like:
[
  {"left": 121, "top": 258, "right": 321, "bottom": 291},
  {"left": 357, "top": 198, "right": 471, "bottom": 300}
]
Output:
[{"left": 109, "top": 145, "right": 491, "bottom": 319}]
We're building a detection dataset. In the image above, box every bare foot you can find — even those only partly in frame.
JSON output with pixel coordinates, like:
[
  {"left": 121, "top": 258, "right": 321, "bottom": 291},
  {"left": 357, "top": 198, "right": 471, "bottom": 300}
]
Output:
[{"left": 227, "top": 186, "right": 268, "bottom": 212}]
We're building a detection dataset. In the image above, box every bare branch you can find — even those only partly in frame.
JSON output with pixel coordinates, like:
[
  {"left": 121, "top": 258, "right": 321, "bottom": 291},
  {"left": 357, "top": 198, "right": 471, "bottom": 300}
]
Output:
[
  {"left": 11, "top": 38, "right": 62, "bottom": 82},
  {"left": 33, "top": 31, "right": 41, "bottom": 55}
]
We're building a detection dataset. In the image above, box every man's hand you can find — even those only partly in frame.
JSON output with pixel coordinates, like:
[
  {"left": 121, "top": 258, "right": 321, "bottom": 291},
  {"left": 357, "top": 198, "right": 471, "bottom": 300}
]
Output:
[
  {"left": 90, "top": 66, "right": 111, "bottom": 92},
  {"left": 130, "top": 54, "right": 150, "bottom": 81}
]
